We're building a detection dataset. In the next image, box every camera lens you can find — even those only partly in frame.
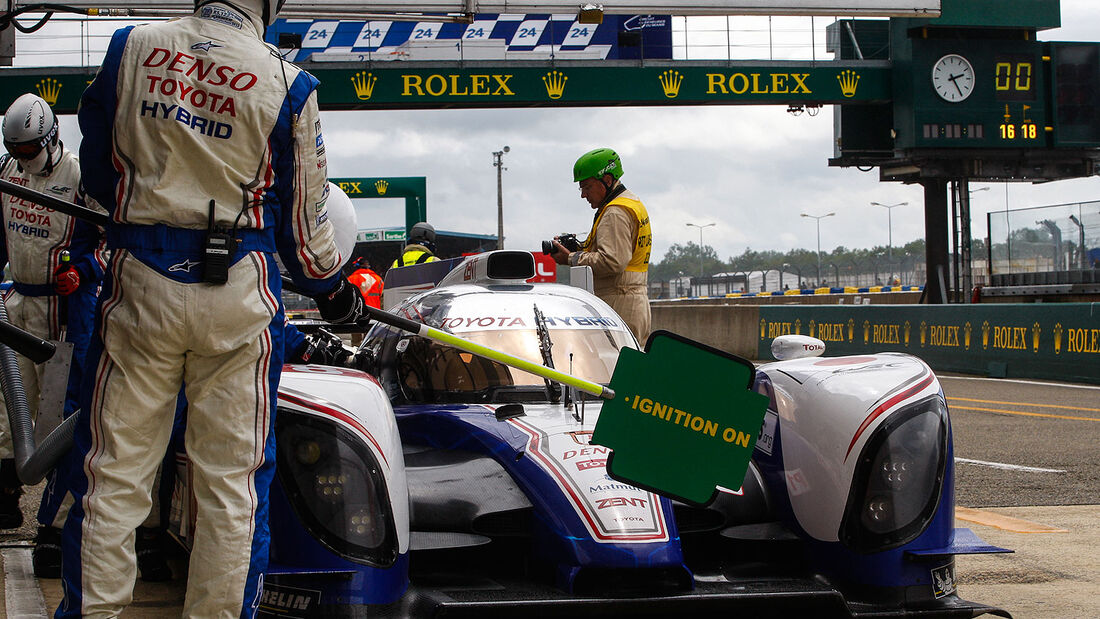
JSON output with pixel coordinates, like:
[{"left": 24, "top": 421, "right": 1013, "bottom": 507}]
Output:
[{"left": 541, "top": 240, "right": 553, "bottom": 255}]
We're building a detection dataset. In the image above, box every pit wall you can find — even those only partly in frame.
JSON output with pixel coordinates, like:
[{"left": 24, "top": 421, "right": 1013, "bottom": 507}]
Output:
[{"left": 650, "top": 299, "right": 1100, "bottom": 385}]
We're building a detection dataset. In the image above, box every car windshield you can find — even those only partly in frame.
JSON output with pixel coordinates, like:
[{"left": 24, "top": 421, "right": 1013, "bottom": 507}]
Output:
[{"left": 395, "top": 327, "right": 633, "bottom": 403}]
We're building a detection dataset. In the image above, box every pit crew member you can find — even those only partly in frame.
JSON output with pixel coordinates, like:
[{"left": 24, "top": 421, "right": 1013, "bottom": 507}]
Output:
[
  {"left": 0, "top": 94, "right": 105, "bottom": 543},
  {"left": 391, "top": 221, "right": 439, "bottom": 268},
  {"left": 348, "top": 256, "right": 384, "bottom": 309},
  {"left": 63, "top": 0, "right": 364, "bottom": 615}
]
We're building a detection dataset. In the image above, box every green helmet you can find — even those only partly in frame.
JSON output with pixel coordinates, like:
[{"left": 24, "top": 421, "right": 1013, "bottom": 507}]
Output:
[{"left": 573, "top": 148, "right": 623, "bottom": 183}]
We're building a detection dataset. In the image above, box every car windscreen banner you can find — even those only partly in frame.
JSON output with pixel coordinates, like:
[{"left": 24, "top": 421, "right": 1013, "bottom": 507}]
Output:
[{"left": 267, "top": 14, "right": 672, "bottom": 63}]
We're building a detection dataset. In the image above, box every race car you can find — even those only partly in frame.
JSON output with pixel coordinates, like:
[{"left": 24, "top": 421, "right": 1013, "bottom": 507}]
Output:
[{"left": 165, "top": 250, "right": 1011, "bottom": 617}]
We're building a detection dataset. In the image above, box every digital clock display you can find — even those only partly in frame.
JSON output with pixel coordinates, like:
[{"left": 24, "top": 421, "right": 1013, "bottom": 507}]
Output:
[
  {"left": 994, "top": 53, "right": 1036, "bottom": 101},
  {"left": 890, "top": 38, "right": 1051, "bottom": 149},
  {"left": 998, "top": 122, "right": 1039, "bottom": 140}
]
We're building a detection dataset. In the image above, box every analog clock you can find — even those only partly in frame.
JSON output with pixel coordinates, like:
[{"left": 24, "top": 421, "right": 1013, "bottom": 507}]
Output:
[{"left": 931, "top": 54, "right": 975, "bottom": 102}]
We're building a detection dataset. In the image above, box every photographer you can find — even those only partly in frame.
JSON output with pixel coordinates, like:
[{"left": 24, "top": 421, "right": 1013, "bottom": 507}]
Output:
[{"left": 549, "top": 148, "right": 652, "bottom": 343}]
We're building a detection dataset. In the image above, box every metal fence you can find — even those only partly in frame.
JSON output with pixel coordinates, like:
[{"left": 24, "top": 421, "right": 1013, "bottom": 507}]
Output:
[{"left": 986, "top": 199, "right": 1100, "bottom": 285}]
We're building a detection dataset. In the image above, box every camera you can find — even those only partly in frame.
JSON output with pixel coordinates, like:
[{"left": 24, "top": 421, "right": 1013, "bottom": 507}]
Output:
[{"left": 541, "top": 233, "right": 581, "bottom": 255}]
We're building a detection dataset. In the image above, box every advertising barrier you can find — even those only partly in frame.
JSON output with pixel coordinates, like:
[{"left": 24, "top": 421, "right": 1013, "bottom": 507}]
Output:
[{"left": 757, "top": 303, "right": 1100, "bottom": 385}]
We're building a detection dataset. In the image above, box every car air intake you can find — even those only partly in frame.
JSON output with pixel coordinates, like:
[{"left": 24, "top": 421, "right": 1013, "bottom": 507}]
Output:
[{"left": 486, "top": 251, "right": 535, "bottom": 280}]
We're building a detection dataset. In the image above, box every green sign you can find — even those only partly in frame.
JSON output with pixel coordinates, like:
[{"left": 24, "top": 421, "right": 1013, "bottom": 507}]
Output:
[
  {"left": 0, "top": 62, "right": 890, "bottom": 115},
  {"left": 356, "top": 228, "right": 406, "bottom": 242},
  {"left": 897, "top": 37, "right": 1049, "bottom": 149},
  {"left": 593, "top": 331, "right": 769, "bottom": 505},
  {"left": 0, "top": 69, "right": 95, "bottom": 115},
  {"left": 311, "top": 63, "right": 889, "bottom": 110},
  {"left": 757, "top": 303, "right": 1100, "bottom": 385},
  {"left": 905, "top": 0, "right": 1060, "bottom": 29},
  {"left": 1049, "top": 43, "right": 1100, "bottom": 147},
  {"left": 330, "top": 176, "right": 426, "bottom": 234}
]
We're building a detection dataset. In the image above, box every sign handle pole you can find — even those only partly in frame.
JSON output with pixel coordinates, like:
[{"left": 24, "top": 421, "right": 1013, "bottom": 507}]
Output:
[{"left": 0, "top": 178, "right": 110, "bottom": 227}]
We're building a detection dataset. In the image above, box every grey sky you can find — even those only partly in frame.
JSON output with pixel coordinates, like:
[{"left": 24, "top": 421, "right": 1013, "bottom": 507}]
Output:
[
  {"left": 23, "top": 2, "right": 1100, "bottom": 262},
  {"left": 314, "top": 1, "right": 1100, "bottom": 262}
]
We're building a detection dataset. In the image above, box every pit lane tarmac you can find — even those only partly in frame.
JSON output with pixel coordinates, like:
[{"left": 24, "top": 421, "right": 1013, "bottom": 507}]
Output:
[{"left": 2, "top": 375, "right": 1097, "bottom": 618}]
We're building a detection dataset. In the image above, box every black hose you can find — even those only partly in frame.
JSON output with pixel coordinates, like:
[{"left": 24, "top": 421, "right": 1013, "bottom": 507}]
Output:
[
  {"left": 0, "top": 320, "right": 56, "bottom": 364},
  {"left": 0, "top": 296, "right": 77, "bottom": 485}
]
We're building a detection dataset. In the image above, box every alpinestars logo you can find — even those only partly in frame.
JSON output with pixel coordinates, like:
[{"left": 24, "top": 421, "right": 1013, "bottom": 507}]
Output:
[
  {"left": 169, "top": 259, "right": 202, "bottom": 272},
  {"left": 191, "top": 41, "right": 223, "bottom": 52}
]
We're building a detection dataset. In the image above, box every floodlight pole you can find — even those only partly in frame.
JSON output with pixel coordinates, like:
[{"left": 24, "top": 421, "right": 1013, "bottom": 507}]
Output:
[
  {"left": 686, "top": 222, "right": 716, "bottom": 292},
  {"left": 493, "top": 146, "right": 510, "bottom": 249},
  {"left": 801, "top": 212, "right": 834, "bottom": 284},
  {"left": 1069, "top": 214, "right": 1086, "bottom": 269},
  {"left": 870, "top": 201, "right": 909, "bottom": 259}
]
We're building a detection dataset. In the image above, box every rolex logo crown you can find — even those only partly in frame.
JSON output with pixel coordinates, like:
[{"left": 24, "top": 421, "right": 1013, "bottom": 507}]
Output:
[
  {"left": 542, "top": 70, "right": 568, "bottom": 100},
  {"left": 375, "top": 180, "right": 389, "bottom": 195},
  {"left": 36, "top": 78, "right": 62, "bottom": 106},
  {"left": 352, "top": 71, "right": 378, "bottom": 101},
  {"left": 837, "top": 69, "right": 860, "bottom": 98},
  {"left": 658, "top": 70, "right": 684, "bottom": 99}
]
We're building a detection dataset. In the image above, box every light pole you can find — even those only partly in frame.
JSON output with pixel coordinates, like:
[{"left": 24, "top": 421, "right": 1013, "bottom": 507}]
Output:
[
  {"left": 800, "top": 212, "right": 834, "bottom": 284},
  {"left": 1069, "top": 214, "right": 1086, "bottom": 269},
  {"left": 685, "top": 222, "right": 715, "bottom": 285},
  {"left": 492, "top": 146, "right": 510, "bottom": 249},
  {"left": 870, "top": 201, "right": 909, "bottom": 259}
]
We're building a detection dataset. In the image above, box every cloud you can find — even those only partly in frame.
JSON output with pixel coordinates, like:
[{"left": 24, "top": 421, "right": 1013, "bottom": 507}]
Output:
[{"left": 27, "top": 1, "right": 1100, "bottom": 266}]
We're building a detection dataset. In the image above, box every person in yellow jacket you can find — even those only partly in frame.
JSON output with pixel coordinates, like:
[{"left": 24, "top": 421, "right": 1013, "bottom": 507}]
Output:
[
  {"left": 391, "top": 221, "right": 440, "bottom": 268},
  {"left": 550, "top": 148, "right": 652, "bottom": 343}
]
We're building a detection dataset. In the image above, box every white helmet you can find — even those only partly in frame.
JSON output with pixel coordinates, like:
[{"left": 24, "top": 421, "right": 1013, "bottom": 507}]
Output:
[
  {"left": 325, "top": 182, "right": 358, "bottom": 268},
  {"left": 196, "top": 0, "right": 286, "bottom": 26},
  {"left": 3, "top": 93, "right": 61, "bottom": 176}
]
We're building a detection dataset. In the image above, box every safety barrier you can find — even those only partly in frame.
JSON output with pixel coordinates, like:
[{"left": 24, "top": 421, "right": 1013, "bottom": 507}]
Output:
[
  {"left": 666, "top": 285, "right": 923, "bottom": 300},
  {"left": 756, "top": 303, "right": 1100, "bottom": 385}
]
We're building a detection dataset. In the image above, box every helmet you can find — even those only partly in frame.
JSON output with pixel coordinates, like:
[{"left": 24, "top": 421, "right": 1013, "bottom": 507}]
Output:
[
  {"left": 195, "top": 0, "right": 286, "bottom": 26},
  {"left": 409, "top": 222, "right": 436, "bottom": 245},
  {"left": 3, "top": 93, "right": 60, "bottom": 176},
  {"left": 572, "top": 148, "right": 623, "bottom": 183},
  {"left": 352, "top": 256, "right": 370, "bottom": 270},
  {"left": 324, "top": 182, "right": 358, "bottom": 268}
]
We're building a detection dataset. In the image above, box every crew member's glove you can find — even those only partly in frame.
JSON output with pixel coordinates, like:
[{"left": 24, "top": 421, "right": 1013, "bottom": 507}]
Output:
[
  {"left": 290, "top": 329, "right": 351, "bottom": 366},
  {"left": 344, "top": 348, "right": 376, "bottom": 374},
  {"left": 314, "top": 278, "right": 365, "bottom": 324},
  {"left": 53, "top": 264, "right": 81, "bottom": 296}
]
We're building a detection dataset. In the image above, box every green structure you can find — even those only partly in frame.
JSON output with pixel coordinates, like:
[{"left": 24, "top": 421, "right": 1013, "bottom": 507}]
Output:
[
  {"left": 329, "top": 176, "right": 426, "bottom": 235},
  {"left": 757, "top": 303, "right": 1100, "bottom": 385}
]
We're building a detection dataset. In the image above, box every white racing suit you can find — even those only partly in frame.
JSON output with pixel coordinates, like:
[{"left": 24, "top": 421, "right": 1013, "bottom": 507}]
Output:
[
  {"left": 0, "top": 150, "right": 105, "bottom": 510},
  {"left": 63, "top": 4, "right": 343, "bottom": 617}
]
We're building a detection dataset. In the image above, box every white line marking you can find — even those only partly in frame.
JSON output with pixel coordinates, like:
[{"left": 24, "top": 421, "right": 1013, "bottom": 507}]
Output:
[
  {"left": 3, "top": 548, "right": 49, "bottom": 618},
  {"left": 940, "top": 375, "right": 1100, "bottom": 391},
  {"left": 955, "top": 457, "right": 1066, "bottom": 474}
]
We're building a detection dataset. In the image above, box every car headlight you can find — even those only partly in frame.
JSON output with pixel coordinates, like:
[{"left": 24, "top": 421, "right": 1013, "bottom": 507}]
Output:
[
  {"left": 839, "top": 395, "right": 948, "bottom": 553},
  {"left": 276, "top": 409, "right": 399, "bottom": 567}
]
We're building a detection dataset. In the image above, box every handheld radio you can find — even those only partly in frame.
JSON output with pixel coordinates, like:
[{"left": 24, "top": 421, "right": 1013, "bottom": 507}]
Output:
[{"left": 202, "top": 199, "right": 237, "bottom": 285}]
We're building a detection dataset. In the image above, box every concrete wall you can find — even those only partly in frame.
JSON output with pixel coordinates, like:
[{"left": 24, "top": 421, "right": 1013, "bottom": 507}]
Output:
[
  {"left": 651, "top": 304, "right": 760, "bottom": 359},
  {"left": 648, "top": 299, "right": 1100, "bottom": 385}
]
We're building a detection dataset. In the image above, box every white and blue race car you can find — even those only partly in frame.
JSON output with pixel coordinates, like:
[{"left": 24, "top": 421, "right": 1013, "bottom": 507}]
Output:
[{"left": 171, "top": 250, "right": 1011, "bottom": 618}]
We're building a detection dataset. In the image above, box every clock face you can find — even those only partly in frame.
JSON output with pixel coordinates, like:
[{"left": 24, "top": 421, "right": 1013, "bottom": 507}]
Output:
[{"left": 931, "top": 54, "right": 975, "bottom": 102}]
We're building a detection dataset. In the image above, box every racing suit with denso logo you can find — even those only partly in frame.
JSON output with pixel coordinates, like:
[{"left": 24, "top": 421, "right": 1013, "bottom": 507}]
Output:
[
  {"left": 0, "top": 149, "right": 105, "bottom": 521},
  {"left": 66, "top": 3, "right": 344, "bottom": 617}
]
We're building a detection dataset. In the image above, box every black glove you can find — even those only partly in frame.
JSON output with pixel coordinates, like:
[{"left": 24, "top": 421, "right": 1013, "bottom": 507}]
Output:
[
  {"left": 345, "top": 348, "right": 376, "bottom": 374},
  {"left": 314, "top": 278, "right": 365, "bottom": 324},
  {"left": 290, "top": 329, "right": 351, "bottom": 366}
]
